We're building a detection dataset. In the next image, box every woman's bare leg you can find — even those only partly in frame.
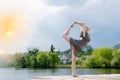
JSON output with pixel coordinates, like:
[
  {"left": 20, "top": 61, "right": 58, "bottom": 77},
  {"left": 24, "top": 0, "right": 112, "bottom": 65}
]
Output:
[
  {"left": 63, "top": 24, "right": 74, "bottom": 43},
  {"left": 71, "top": 47, "right": 77, "bottom": 77},
  {"left": 63, "top": 24, "right": 77, "bottom": 77}
]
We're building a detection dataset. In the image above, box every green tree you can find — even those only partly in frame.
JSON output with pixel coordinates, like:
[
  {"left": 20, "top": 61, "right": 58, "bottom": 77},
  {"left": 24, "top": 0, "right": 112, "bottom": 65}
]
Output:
[
  {"left": 14, "top": 53, "right": 26, "bottom": 68},
  {"left": 50, "top": 44, "right": 55, "bottom": 52},
  {"left": 29, "top": 54, "right": 37, "bottom": 68},
  {"left": 111, "top": 49, "right": 120, "bottom": 68},
  {"left": 83, "top": 45, "right": 93, "bottom": 55},
  {"left": 78, "top": 45, "right": 93, "bottom": 57},
  {"left": 48, "top": 52, "right": 60, "bottom": 67},
  {"left": 68, "top": 59, "right": 80, "bottom": 65},
  {"left": 24, "top": 54, "right": 30, "bottom": 68},
  {"left": 83, "top": 47, "right": 112, "bottom": 68},
  {"left": 28, "top": 48, "right": 38, "bottom": 54},
  {"left": 36, "top": 51, "right": 50, "bottom": 68},
  {"left": 24, "top": 48, "right": 38, "bottom": 68},
  {"left": 78, "top": 50, "right": 84, "bottom": 57}
]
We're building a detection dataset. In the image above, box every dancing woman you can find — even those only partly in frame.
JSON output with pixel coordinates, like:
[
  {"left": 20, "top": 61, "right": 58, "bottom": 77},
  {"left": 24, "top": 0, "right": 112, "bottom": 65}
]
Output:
[{"left": 63, "top": 21, "right": 90, "bottom": 77}]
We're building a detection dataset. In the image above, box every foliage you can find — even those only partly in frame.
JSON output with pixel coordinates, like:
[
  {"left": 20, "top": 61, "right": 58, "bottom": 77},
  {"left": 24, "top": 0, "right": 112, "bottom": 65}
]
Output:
[
  {"left": 78, "top": 50, "right": 84, "bottom": 57},
  {"left": 14, "top": 48, "right": 60, "bottom": 68},
  {"left": 36, "top": 51, "right": 50, "bottom": 68},
  {"left": 83, "top": 47, "right": 113, "bottom": 68},
  {"left": 14, "top": 53, "right": 26, "bottom": 68},
  {"left": 48, "top": 52, "right": 60, "bottom": 67},
  {"left": 50, "top": 44, "right": 55, "bottom": 52},
  {"left": 111, "top": 49, "right": 120, "bottom": 68},
  {"left": 68, "top": 59, "right": 80, "bottom": 65},
  {"left": 3, "top": 45, "right": 120, "bottom": 68},
  {"left": 83, "top": 45, "right": 93, "bottom": 55},
  {"left": 78, "top": 45, "right": 93, "bottom": 57}
]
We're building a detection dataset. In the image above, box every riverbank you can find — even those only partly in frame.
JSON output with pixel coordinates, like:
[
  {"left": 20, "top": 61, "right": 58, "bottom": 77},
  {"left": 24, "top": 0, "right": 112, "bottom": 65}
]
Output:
[{"left": 33, "top": 74, "right": 120, "bottom": 80}]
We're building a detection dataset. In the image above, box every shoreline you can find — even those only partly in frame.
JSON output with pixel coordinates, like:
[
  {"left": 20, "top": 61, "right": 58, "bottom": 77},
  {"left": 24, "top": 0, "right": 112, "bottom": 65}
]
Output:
[{"left": 33, "top": 74, "right": 120, "bottom": 80}]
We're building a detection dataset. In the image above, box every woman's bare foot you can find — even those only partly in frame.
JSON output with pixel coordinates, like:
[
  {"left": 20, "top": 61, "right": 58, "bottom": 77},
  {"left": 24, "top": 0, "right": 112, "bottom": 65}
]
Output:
[{"left": 72, "top": 74, "right": 78, "bottom": 77}]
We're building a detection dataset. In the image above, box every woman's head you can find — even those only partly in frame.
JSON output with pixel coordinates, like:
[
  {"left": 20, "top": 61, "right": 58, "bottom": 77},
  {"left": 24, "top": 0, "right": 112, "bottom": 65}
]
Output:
[{"left": 86, "top": 26, "right": 90, "bottom": 31}]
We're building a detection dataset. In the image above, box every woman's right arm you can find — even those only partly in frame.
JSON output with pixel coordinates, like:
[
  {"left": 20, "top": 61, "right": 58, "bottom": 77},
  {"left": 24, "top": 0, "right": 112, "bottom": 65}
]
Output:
[{"left": 74, "top": 21, "right": 90, "bottom": 37}]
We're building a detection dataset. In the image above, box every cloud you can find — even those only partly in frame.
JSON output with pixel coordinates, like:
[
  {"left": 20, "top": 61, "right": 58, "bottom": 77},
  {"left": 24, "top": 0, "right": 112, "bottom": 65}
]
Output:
[
  {"left": 0, "top": 0, "right": 120, "bottom": 54},
  {"left": 40, "top": 0, "right": 120, "bottom": 49},
  {"left": 0, "top": 0, "right": 37, "bottom": 53},
  {"left": 41, "top": 0, "right": 87, "bottom": 6},
  {"left": 0, "top": 0, "right": 69, "bottom": 53}
]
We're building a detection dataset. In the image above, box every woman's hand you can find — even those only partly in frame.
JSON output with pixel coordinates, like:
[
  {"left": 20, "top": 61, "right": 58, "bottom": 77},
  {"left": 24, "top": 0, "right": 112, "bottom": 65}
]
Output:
[
  {"left": 73, "top": 21, "right": 80, "bottom": 24},
  {"left": 70, "top": 24, "right": 74, "bottom": 28},
  {"left": 73, "top": 21, "right": 85, "bottom": 26}
]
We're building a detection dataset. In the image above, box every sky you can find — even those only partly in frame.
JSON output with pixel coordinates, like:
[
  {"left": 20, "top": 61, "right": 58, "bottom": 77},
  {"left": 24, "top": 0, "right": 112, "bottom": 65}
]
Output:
[{"left": 0, "top": 0, "right": 120, "bottom": 54}]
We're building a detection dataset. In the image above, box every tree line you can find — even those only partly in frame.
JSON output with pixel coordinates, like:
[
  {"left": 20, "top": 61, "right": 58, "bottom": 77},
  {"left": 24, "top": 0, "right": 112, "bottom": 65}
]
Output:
[
  {"left": 0, "top": 44, "right": 120, "bottom": 68},
  {"left": 83, "top": 47, "right": 120, "bottom": 68},
  {"left": 14, "top": 48, "right": 60, "bottom": 68}
]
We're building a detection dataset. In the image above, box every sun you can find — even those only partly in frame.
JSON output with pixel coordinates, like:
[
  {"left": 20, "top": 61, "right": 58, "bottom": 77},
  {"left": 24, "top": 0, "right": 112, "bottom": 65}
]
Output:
[{"left": 0, "top": 14, "right": 18, "bottom": 39}]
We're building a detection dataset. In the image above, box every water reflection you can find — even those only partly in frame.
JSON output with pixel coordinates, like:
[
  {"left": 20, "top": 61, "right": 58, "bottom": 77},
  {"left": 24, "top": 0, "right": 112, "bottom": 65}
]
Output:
[{"left": 0, "top": 68, "right": 120, "bottom": 80}]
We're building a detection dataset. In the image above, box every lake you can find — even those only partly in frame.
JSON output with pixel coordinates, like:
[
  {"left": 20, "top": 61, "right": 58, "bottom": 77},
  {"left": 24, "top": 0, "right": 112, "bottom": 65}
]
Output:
[{"left": 0, "top": 68, "right": 120, "bottom": 80}]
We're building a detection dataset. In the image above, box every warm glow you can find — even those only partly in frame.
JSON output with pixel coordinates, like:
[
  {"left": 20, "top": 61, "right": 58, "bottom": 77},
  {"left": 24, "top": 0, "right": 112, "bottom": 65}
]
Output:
[
  {"left": 0, "top": 49, "right": 5, "bottom": 54},
  {"left": 7, "top": 31, "right": 14, "bottom": 36},
  {"left": 0, "top": 14, "right": 18, "bottom": 38}
]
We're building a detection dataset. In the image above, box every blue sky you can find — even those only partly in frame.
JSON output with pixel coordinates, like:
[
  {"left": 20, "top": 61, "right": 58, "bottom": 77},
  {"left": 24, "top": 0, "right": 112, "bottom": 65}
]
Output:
[{"left": 0, "top": 0, "right": 120, "bottom": 54}]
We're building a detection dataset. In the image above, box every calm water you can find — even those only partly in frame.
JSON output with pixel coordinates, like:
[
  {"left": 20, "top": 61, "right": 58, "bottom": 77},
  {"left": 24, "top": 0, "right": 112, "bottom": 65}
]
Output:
[{"left": 0, "top": 68, "right": 120, "bottom": 80}]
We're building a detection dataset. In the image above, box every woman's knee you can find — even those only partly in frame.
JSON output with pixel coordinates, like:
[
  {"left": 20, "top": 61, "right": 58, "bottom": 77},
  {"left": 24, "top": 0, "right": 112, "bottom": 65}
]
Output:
[
  {"left": 63, "top": 35, "right": 70, "bottom": 43},
  {"left": 63, "top": 35, "right": 67, "bottom": 41},
  {"left": 63, "top": 34, "right": 67, "bottom": 39}
]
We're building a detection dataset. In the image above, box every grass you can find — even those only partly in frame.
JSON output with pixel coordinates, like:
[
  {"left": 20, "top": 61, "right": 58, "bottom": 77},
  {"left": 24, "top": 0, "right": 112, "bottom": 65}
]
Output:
[{"left": 56, "top": 64, "right": 85, "bottom": 68}]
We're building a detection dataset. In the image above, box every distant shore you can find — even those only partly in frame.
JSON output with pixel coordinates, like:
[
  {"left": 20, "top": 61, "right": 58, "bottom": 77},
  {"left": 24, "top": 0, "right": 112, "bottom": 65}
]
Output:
[{"left": 33, "top": 74, "right": 120, "bottom": 80}]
